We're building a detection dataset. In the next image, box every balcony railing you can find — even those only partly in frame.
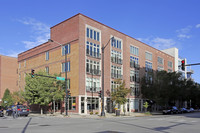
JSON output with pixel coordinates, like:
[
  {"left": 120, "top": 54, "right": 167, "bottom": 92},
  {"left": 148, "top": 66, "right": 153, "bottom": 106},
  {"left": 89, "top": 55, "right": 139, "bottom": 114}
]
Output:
[
  {"left": 130, "top": 76, "right": 140, "bottom": 83},
  {"left": 86, "top": 86, "right": 101, "bottom": 92},
  {"left": 111, "top": 73, "right": 123, "bottom": 79},
  {"left": 86, "top": 49, "right": 101, "bottom": 59},
  {"left": 130, "top": 62, "right": 140, "bottom": 69},
  {"left": 111, "top": 57, "right": 123, "bottom": 65},
  {"left": 145, "top": 67, "right": 153, "bottom": 72},
  {"left": 86, "top": 68, "right": 101, "bottom": 76}
]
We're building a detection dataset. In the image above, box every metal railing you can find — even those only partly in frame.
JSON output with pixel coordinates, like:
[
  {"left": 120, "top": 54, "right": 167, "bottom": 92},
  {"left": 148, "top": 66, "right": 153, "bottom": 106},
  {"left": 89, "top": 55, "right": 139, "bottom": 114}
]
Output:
[
  {"left": 86, "top": 68, "right": 101, "bottom": 76},
  {"left": 86, "top": 49, "right": 101, "bottom": 59},
  {"left": 111, "top": 57, "right": 123, "bottom": 65},
  {"left": 111, "top": 73, "right": 123, "bottom": 79},
  {"left": 130, "top": 62, "right": 140, "bottom": 69},
  {"left": 86, "top": 86, "right": 101, "bottom": 92}
]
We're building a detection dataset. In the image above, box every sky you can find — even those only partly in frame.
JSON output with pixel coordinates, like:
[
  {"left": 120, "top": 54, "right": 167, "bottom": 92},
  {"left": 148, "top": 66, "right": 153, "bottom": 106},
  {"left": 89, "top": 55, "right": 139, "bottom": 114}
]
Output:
[{"left": 0, "top": 0, "right": 199, "bottom": 83}]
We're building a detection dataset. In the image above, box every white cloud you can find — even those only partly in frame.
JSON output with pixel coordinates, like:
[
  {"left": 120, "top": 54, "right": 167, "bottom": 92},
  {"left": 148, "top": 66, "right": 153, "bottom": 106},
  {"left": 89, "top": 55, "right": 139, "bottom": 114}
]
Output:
[
  {"left": 137, "top": 37, "right": 176, "bottom": 50},
  {"left": 196, "top": 24, "right": 200, "bottom": 28},
  {"left": 176, "top": 26, "right": 192, "bottom": 39},
  {"left": 17, "top": 18, "right": 50, "bottom": 49},
  {"left": 6, "top": 50, "right": 24, "bottom": 57}
]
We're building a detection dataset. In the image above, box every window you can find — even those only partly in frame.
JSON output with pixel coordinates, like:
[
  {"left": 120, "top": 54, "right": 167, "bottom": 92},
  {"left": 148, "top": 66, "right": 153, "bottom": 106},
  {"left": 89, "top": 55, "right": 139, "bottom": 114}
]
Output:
[
  {"left": 130, "top": 84, "right": 135, "bottom": 96},
  {"left": 145, "top": 52, "right": 152, "bottom": 61},
  {"left": 45, "top": 67, "right": 49, "bottom": 74},
  {"left": 62, "top": 61, "right": 70, "bottom": 72},
  {"left": 24, "top": 60, "right": 26, "bottom": 67},
  {"left": 62, "top": 44, "right": 70, "bottom": 56},
  {"left": 145, "top": 61, "right": 152, "bottom": 71},
  {"left": 46, "top": 51, "right": 49, "bottom": 61},
  {"left": 130, "top": 56, "right": 139, "bottom": 65},
  {"left": 86, "top": 77, "right": 100, "bottom": 92},
  {"left": 86, "top": 27, "right": 100, "bottom": 41},
  {"left": 157, "top": 66, "right": 164, "bottom": 71},
  {"left": 87, "top": 97, "right": 99, "bottom": 110},
  {"left": 168, "top": 61, "right": 173, "bottom": 68},
  {"left": 87, "top": 28, "right": 89, "bottom": 38},
  {"left": 111, "top": 65, "right": 122, "bottom": 79},
  {"left": 68, "top": 97, "right": 76, "bottom": 110},
  {"left": 111, "top": 81, "right": 120, "bottom": 92},
  {"left": 86, "top": 59, "right": 100, "bottom": 75},
  {"left": 157, "top": 57, "right": 163, "bottom": 65},
  {"left": 130, "top": 46, "right": 139, "bottom": 56},
  {"left": 19, "top": 63, "right": 21, "bottom": 69},
  {"left": 111, "top": 38, "right": 122, "bottom": 49},
  {"left": 86, "top": 41, "right": 100, "bottom": 58},
  {"left": 111, "top": 50, "right": 122, "bottom": 64}
]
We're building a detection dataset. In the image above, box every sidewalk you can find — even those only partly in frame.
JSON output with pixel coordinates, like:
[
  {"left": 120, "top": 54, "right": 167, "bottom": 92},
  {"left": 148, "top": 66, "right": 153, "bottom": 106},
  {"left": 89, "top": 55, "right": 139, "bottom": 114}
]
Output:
[{"left": 29, "top": 112, "right": 154, "bottom": 118}]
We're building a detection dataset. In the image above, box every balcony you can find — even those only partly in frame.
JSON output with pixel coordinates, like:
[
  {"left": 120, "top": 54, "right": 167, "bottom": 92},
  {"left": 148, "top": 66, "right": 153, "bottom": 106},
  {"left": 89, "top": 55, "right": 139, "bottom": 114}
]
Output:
[
  {"left": 86, "top": 86, "right": 101, "bottom": 92},
  {"left": 111, "top": 57, "right": 123, "bottom": 65},
  {"left": 86, "top": 68, "right": 101, "bottom": 76},
  {"left": 130, "top": 62, "right": 140, "bottom": 69},
  {"left": 86, "top": 49, "right": 101, "bottom": 59},
  {"left": 130, "top": 76, "right": 140, "bottom": 83},
  {"left": 111, "top": 73, "right": 123, "bottom": 79}
]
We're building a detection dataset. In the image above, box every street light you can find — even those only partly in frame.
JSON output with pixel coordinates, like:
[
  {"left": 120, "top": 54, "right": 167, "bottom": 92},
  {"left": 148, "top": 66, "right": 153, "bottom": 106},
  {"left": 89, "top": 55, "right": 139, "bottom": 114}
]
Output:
[
  {"left": 101, "top": 36, "right": 114, "bottom": 116},
  {"left": 48, "top": 39, "right": 69, "bottom": 116}
]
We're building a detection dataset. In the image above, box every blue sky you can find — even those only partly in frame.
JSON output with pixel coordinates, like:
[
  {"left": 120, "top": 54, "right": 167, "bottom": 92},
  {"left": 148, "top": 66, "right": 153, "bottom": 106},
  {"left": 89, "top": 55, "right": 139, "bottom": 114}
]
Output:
[{"left": 0, "top": 0, "right": 200, "bottom": 83}]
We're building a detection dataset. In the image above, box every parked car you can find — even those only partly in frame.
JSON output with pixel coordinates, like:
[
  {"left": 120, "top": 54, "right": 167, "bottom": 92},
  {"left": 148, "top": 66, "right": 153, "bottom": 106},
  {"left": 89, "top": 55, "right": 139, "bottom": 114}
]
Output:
[
  {"left": 180, "top": 107, "right": 190, "bottom": 113},
  {"left": 17, "top": 105, "right": 29, "bottom": 117},
  {"left": 187, "top": 108, "right": 194, "bottom": 113},
  {"left": 163, "top": 106, "right": 179, "bottom": 114},
  {"left": 6, "top": 105, "right": 29, "bottom": 117}
]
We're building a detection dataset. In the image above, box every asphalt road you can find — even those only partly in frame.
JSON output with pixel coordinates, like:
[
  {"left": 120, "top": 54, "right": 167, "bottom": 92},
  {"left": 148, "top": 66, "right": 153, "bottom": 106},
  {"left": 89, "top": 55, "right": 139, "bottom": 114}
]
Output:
[{"left": 0, "top": 112, "right": 200, "bottom": 133}]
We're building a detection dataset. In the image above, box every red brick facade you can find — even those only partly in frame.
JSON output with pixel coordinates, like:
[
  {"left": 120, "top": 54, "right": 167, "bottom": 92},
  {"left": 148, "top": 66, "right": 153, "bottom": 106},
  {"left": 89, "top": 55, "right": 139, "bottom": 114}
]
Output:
[{"left": 18, "top": 13, "right": 174, "bottom": 114}]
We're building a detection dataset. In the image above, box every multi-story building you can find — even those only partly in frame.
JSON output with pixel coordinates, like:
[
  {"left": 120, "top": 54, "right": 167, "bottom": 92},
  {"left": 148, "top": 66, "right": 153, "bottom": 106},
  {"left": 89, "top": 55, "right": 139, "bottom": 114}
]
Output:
[
  {"left": 18, "top": 13, "right": 174, "bottom": 114},
  {"left": 0, "top": 55, "right": 18, "bottom": 103}
]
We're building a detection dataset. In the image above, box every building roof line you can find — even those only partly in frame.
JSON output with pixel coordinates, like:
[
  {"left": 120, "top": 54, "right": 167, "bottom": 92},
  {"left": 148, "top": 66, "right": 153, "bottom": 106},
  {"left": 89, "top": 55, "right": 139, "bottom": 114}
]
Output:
[{"left": 51, "top": 13, "right": 174, "bottom": 58}]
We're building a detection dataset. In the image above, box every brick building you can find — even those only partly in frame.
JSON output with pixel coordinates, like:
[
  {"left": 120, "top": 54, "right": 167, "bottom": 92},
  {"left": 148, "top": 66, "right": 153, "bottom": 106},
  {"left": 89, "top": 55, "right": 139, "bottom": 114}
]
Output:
[
  {"left": 18, "top": 13, "right": 174, "bottom": 114},
  {"left": 0, "top": 55, "right": 18, "bottom": 103}
]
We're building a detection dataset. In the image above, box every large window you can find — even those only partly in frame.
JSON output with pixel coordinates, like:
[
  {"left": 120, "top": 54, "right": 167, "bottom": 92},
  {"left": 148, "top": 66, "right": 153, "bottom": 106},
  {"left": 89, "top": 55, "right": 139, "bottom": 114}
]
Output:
[
  {"left": 130, "top": 56, "right": 139, "bottom": 65},
  {"left": 62, "top": 61, "right": 70, "bottom": 72},
  {"left": 130, "top": 45, "right": 139, "bottom": 56},
  {"left": 86, "top": 59, "right": 100, "bottom": 75},
  {"left": 157, "top": 57, "right": 163, "bottom": 65},
  {"left": 68, "top": 97, "right": 76, "bottom": 110},
  {"left": 111, "top": 81, "right": 120, "bottom": 92},
  {"left": 111, "top": 65, "right": 122, "bottom": 79},
  {"left": 45, "top": 51, "right": 49, "bottom": 61},
  {"left": 86, "top": 41, "right": 100, "bottom": 58},
  {"left": 62, "top": 44, "right": 70, "bottom": 56},
  {"left": 145, "top": 61, "right": 152, "bottom": 71},
  {"left": 87, "top": 97, "right": 99, "bottom": 110},
  {"left": 86, "top": 27, "right": 100, "bottom": 41},
  {"left": 86, "top": 77, "right": 100, "bottom": 92},
  {"left": 168, "top": 61, "right": 173, "bottom": 68},
  {"left": 111, "top": 38, "right": 122, "bottom": 49},
  {"left": 145, "top": 52, "right": 152, "bottom": 61},
  {"left": 111, "top": 50, "right": 122, "bottom": 64}
]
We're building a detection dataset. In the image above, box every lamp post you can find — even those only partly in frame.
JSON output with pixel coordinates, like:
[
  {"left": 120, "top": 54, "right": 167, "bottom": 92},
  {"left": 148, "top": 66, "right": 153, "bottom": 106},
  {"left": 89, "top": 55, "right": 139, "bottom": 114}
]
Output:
[
  {"left": 48, "top": 39, "right": 69, "bottom": 116},
  {"left": 101, "top": 36, "right": 114, "bottom": 116}
]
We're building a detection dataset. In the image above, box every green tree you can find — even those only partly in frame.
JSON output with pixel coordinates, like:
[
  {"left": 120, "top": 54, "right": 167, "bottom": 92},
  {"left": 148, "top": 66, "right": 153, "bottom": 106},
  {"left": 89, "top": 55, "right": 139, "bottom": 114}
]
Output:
[
  {"left": 111, "top": 80, "right": 130, "bottom": 115},
  {"left": 23, "top": 71, "right": 65, "bottom": 114},
  {"left": 2, "top": 88, "right": 13, "bottom": 108},
  {"left": 12, "top": 91, "right": 26, "bottom": 105}
]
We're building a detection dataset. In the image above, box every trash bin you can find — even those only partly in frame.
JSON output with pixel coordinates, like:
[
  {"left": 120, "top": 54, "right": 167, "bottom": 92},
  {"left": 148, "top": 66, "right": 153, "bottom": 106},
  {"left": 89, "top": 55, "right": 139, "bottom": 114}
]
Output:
[{"left": 116, "top": 109, "right": 120, "bottom": 116}]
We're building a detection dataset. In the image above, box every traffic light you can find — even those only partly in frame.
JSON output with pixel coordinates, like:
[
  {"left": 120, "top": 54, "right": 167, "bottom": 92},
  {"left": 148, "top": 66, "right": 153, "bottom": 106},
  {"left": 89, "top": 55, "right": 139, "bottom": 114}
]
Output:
[
  {"left": 31, "top": 69, "right": 35, "bottom": 78},
  {"left": 67, "top": 90, "right": 71, "bottom": 97},
  {"left": 98, "top": 91, "right": 102, "bottom": 98},
  {"left": 181, "top": 60, "right": 185, "bottom": 71}
]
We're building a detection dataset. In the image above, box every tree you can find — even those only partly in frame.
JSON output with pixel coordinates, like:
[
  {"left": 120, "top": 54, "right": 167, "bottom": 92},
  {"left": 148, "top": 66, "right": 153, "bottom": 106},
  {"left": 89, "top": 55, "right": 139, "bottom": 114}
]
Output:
[
  {"left": 23, "top": 71, "right": 65, "bottom": 114},
  {"left": 2, "top": 88, "right": 13, "bottom": 108},
  {"left": 111, "top": 79, "right": 130, "bottom": 115},
  {"left": 12, "top": 91, "right": 26, "bottom": 105}
]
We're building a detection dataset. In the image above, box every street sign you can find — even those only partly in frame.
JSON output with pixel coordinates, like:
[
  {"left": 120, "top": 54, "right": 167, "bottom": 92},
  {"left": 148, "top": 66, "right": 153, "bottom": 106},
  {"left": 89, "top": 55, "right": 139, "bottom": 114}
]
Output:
[{"left": 56, "top": 77, "right": 65, "bottom": 81}]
